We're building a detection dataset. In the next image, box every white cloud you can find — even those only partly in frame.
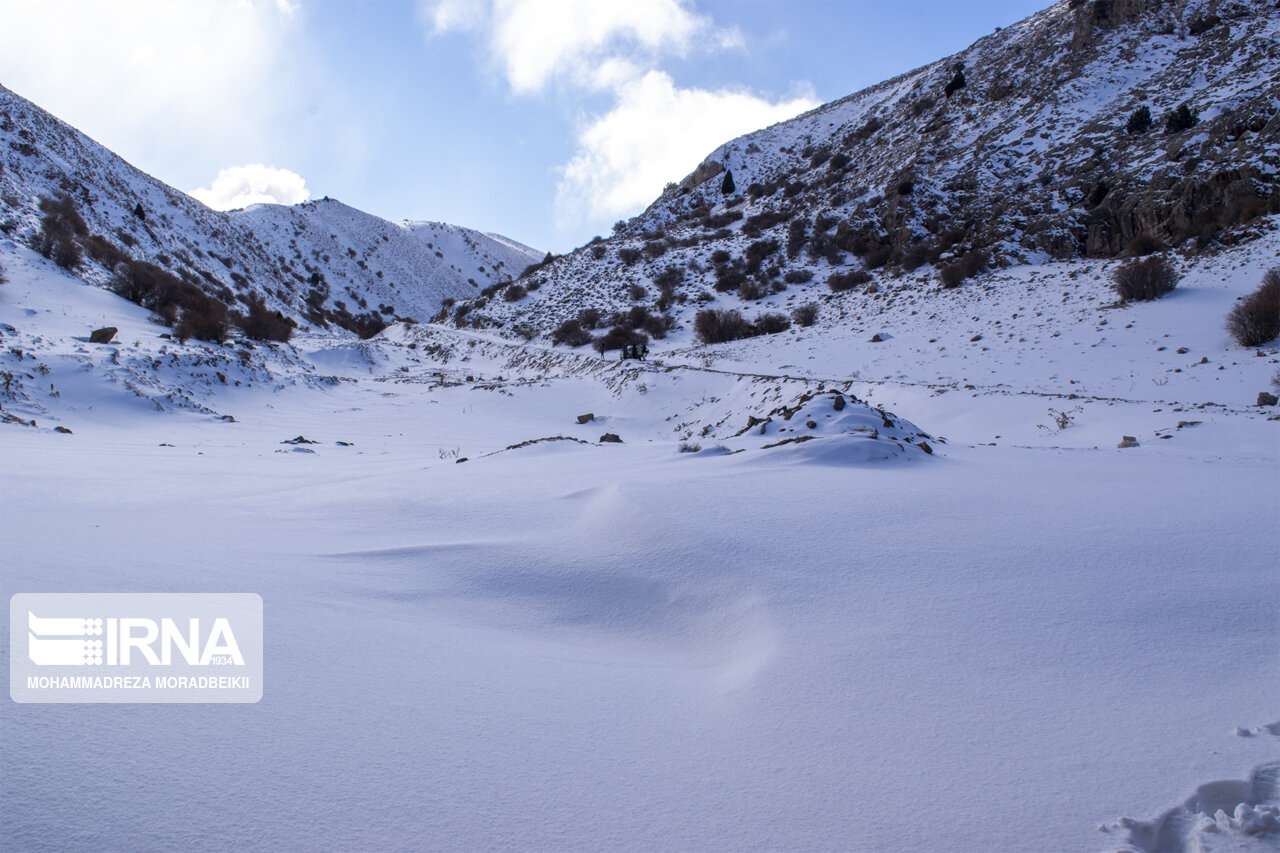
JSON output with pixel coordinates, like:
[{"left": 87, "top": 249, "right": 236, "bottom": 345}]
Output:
[
  {"left": 422, "top": 0, "right": 722, "bottom": 93},
  {"left": 190, "top": 164, "right": 311, "bottom": 210},
  {"left": 422, "top": 0, "right": 816, "bottom": 231},
  {"left": 556, "top": 71, "right": 815, "bottom": 223},
  {"left": 491, "top": 0, "right": 711, "bottom": 93},
  {"left": 0, "top": 0, "right": 299, "bottom": 173},
  {"left": 421, "top": 0, "right": 484, "bottom": 33}
]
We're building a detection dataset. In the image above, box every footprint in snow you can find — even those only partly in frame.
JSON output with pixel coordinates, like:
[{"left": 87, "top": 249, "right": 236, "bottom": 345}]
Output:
[{"left": 1105, "top": 762, "right": 1280, "bottom": 853}]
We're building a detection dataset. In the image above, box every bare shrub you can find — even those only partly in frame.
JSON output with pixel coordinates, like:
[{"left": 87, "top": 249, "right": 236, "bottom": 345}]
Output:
[
  {"left": 827, "top": 269, "right": 871, "bottom": 292},
  {"left": 503, "top": 283, "right": 527, "bottom": 301},
  {"left": 173, "top": 292, "right": 230, "bottom": 344},
  {"left": 617, "top": 247, "right": 641, "bottom": 265},
  {"left": 784, "top": 269, "right": 813, "bottom": 284},
  {"left": 744, "top": 209, "right": 790, "bottom": 234},
  {"left": 519, "top": 252, "right": 556, "bottom": 278},
  {"left": 695, "top": 308, "right": 753, "bottom": 344},
  {"left": 551, "top": 319, "right": 594, "bottom": 347},
  {"left": 234, "top": 298, "right": 295, "bottom": 342},
  {"left": 628, "top": 283, "right": 647, "bottom": 301},
  {"left": 714, "top": 262, "right": 746, "bottom": 293},
  {"left": 653, "top": 266, "right": 683, "bottom": 310},
  {"left": 791, "top": 303, "right": 819, "bottom": 327},
  {"left": 593, "top": 325, "right": 647, "bottom": 354},
  {"left": 704, "top": 210, "right": 743, "bottom": 229},
  {"left": 37, "top": 195, "right": 86, "bottom": 270},
  {"left": 899, "top": 241, "right": 931, "bottom": 271},
  {"left": 1111, "top": 255, "right": 1178, "bottom": 302},
  {"left": 652, "top": 266, "right": 683, "bottom": 291},
  {"left": 863, "top": 243, "right": 894, "bottom": 269},
  {"left": 752, "top": 313, "right": 791, "bottom": 335},
  {"left": 844, "top": 116, "right": 882, "bottom": 146},
  {"left": 939, "top": 249, "right": 989, "bottom": 289},
  {"left": 1226, "top": 269, "right": 1280, "bottom": 347},
  {"left": 744, "top": 238, "right": 779, "bottom": 273},
  {"left": 330, "top": 308, "right": 387, "bottom": 340},
  {"left": 640, "top": 312, "right": 674, "bottom": 339},
  {"left": 83, "top": 235, "right": 130, "bottom": 269},
  {"left": 786, "top": 219, "right": 808, "bottom": 259}
]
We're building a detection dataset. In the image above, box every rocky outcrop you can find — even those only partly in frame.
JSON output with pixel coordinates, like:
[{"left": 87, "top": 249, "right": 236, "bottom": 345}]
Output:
[{"left": 678, "top": 160, "right": 725, "bottom": 192}]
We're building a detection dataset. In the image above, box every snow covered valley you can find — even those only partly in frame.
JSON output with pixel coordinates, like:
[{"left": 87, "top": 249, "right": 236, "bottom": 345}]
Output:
[{"left": 2, "top": 225, "right": 1278, "bottom": 851}]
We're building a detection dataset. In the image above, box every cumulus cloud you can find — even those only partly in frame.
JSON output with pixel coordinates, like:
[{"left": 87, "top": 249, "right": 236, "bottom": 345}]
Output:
[
  {"left": 557, "top": 72, "right": 815, "bottom": 223},
  {"left": 0, "top": 0, "right": 298, "bottom": 172},
  {"left": 423, "top": 0, "right": 714, "bottom": 93},
  {"left": 190, "top": 165, "right": 311, "bottom": 210},
  {"left": 421, "top": 0, "right": 485, "bottom": 34},
  {"left": 421, "top": 0, "right": 815, "bottom": 231}
]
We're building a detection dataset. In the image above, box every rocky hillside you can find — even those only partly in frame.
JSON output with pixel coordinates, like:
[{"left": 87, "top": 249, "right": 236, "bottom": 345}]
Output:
[
  {"left": 0, "top": 84, "right": 541, "bottom": 340},
  {"left": 448, "top": 0, "right": 1279, "bottom": 344}
]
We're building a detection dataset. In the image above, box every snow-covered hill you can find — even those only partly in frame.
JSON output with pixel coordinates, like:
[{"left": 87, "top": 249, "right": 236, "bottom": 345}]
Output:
[
  {"left": 0, "top": 84, "right": 541, "bottom": 337},
  {"left": 452, "top": 0, "right": 1279, "bottom": 341}
]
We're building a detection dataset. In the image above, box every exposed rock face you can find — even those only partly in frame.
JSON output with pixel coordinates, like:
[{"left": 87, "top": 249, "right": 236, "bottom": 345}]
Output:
[
  {"left": 1081, "top": 165, "right": 1278, "bottom": 257},
  {"left": 678, "top": 160, "right": 725, "bottom": 192}
]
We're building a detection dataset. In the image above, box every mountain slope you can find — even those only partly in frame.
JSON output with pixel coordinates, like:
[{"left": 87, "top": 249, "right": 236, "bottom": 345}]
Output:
[
  {"left": 0, "top": 84, "right": 541, "bottom": 336},
  {"left": 450, "top": 0, "right": 1279, "bottom": 341}
]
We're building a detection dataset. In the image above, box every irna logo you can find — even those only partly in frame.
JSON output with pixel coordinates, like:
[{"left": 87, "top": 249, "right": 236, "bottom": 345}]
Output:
[
  {"left": 27, "top": 611, "right": 245, "bottom": 666},
  {"left": 11, "top": 593, "right": 262, "bottom": 704}
]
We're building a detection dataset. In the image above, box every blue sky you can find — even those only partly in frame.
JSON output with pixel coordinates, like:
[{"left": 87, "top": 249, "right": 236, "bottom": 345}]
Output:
[{"left": 0, "top": 0, "right": 1048, "bottom": 253}]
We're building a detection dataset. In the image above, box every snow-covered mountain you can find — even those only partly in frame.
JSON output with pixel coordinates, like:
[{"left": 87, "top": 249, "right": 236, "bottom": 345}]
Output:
[
  {"left": 452, "top": 0, "right": 1279, "bottom": 339},
  {"left": 0, "top": 84, "right": 541, "bottom": 337}
]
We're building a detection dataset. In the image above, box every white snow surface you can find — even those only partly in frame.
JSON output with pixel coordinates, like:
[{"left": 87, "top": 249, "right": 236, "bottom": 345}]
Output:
[{"left": 1, "top": 211, "right": 1278, "bottom": 851}]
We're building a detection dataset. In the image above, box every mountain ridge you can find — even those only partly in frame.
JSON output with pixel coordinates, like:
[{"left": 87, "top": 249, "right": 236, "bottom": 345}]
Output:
[{"left": 0, "top": 83, "right": 542, "bottom": 339}]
